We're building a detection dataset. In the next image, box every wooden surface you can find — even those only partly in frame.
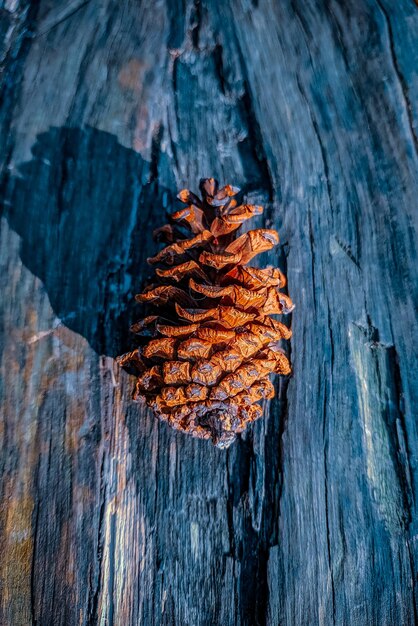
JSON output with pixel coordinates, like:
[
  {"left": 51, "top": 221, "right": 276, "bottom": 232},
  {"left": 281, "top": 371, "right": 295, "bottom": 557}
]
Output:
[{"left": 1, "top": 1, "right": 417, "bottom": 624}]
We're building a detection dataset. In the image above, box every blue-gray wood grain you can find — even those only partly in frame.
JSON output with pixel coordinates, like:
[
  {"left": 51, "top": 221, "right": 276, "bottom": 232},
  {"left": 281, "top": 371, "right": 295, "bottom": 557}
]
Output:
[{"left": 0, "top": 1, "right": 417, "bottom": 625}]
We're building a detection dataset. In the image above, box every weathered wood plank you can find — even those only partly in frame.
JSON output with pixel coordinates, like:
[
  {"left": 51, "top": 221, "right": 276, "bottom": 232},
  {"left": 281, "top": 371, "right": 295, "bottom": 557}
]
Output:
[{"left": 0, "top": 1, "right": 417, "bottom": 625}]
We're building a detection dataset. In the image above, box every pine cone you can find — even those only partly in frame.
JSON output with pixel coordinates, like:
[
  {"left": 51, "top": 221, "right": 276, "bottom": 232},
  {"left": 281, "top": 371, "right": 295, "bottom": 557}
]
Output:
[{"left": 118, "top": 178, "right": 294, "bottom": 449}]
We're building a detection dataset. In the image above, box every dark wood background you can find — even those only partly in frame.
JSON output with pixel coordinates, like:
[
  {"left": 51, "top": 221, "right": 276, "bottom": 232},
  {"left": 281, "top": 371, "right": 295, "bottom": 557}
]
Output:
[{"left": 1, "top": 1, "right": 417, "bottom": 624}]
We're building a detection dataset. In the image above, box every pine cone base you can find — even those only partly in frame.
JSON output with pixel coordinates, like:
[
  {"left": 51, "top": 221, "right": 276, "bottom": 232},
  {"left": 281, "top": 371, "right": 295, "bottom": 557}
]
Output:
[{"left": 118, "top": 178, "right": 294, "bottom": 449}]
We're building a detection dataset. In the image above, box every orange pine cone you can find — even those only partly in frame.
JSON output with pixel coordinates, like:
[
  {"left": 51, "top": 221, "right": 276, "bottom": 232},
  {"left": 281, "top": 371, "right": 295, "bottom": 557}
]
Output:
[{"left": 118, "top": 178, "right": 294, "bottom": 448}]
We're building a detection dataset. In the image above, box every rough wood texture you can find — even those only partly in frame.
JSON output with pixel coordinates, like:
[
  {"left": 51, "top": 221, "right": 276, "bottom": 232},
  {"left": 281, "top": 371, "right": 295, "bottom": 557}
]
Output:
[{"left": 0, "top": 1, "right": 417, "bottom": 625}]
